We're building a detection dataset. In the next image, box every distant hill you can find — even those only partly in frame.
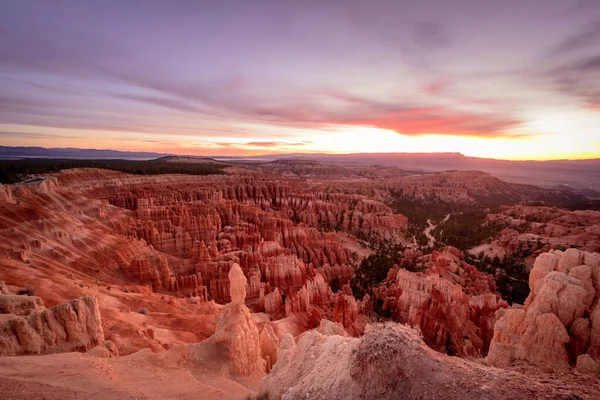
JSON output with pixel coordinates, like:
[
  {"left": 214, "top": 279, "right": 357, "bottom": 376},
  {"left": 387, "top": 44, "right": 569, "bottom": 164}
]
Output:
[
  {"left": 0, "top": 146, "right": 172, "bottom": 160},
  {"left": 248, "top": 152, "right": 600, "bottom": 191},
  {"left": 2, "top": 146, "right": 598, "bottom": 190},
  {"left": 154, "top": 156, "right": 226, "bottom": 164}
]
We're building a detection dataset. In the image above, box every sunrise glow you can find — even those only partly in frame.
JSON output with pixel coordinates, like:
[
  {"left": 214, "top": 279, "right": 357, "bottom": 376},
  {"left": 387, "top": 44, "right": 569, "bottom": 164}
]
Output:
[{"left": 1, "top": 1, "right": 598, "bottom": 160}]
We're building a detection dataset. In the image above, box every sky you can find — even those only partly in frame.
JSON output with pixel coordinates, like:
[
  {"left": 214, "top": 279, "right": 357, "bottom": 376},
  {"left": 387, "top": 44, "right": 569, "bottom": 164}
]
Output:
[{"left": 0, "top": 0, "right": 599, "bottom": 160}]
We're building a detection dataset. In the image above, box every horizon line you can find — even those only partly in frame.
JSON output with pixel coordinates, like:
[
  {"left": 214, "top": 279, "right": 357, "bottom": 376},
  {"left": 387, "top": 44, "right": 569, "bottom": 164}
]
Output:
[{"left": 2, "top": 145, "right": 600, "bottom": 163}]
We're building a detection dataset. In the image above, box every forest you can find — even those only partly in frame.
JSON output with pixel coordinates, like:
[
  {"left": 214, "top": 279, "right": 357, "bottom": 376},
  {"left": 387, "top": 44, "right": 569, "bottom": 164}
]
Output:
[{"left": 0, "top": 158, "right": 227, "bottom": 184}]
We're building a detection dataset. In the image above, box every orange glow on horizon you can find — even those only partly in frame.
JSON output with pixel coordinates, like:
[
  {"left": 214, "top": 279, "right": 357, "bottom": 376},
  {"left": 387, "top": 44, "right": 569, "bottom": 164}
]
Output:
[{"left": 1, "top": 123, "right": 598, "bottom": 161}]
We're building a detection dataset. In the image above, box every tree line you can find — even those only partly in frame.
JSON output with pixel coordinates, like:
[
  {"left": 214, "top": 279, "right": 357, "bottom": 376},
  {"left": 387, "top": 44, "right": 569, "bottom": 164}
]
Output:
[{"left": 0, "top": 158, "right": 227, "bottom": 184}]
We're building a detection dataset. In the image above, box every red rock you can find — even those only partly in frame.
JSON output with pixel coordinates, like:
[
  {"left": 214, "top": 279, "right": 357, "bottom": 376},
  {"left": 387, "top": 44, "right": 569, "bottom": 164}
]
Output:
[
  {"left": 0, "top": 294, "right": 45, "bottom": 316},
  {"left": 264, "top": 288, "right": 283, "bottom": 314},
  {"left": 488, "top": 249, "right": 600, "bottom": 369},
  {"left": 0, "top": 296, "right": 104, "bottom": 356},
  {"left": 205, "top": 263, "right": 263, "bottom": 376},
  {"left": 373, "top": 247, "right": 507, "bottom": 357}
]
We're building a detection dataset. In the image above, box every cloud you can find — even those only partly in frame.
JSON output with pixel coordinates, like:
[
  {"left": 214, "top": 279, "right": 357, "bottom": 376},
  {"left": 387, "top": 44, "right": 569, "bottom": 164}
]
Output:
[
  {"left": 565, "top": 0, "right": 600, "bottom": 15},
  {"left": 552, "top": 22, "right": 600, "bottom": 55},
  {"left": 330, "top": 108, "right": 523, "bottom": 138},
  {"left": 107, "top": 78, "right": 524, "bottom": 138},
  {"left": 0, "top": 131, "right": 79, "bottom": 139},
  {"left": 1, "top": 69, "right": 526, "bottom": 139},
  {"left": 244, "top": 141, "right": 312, "bottom": 147},
  {"left": 422, "top": 80, "right": 450, "bottom": 95},
  {"left": 0, "top": 94, "right": 63, "bottom": 111},
  {"left": 0, "top": 3, "right": 532, "bottom": 141},
  {"left": 570, "top": 54, "right": 600, "bottom": 72},
  {"left": 115, "top": 93, "right": 204, "bottom": 114},
  {"left": 540, "top": 21, "right": 600, "bottom": 108},
  {"left": 544, "top": 54, "right": 600, "bottom": 107},
  {"left": 110, "top": 137, "right": 181, "bottom": 147},
  {"left": 587, "top": 103, "right": 600, "bottom": 111},
  {"left": 240, "top": 93, "right": 525, "bottom": 138},
  {"left": 413, "top": 22, "right": 449, "bottom": 49},
  {"left": 202, "top": 141, "right": 313, "bottom": 149}
]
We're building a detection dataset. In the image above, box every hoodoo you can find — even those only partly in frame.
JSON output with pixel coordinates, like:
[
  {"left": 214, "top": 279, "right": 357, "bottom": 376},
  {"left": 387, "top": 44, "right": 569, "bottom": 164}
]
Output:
[
  {"left": 205, "top": 263, "right": 264, "bottom": 377},
  {"left": 488, "top": 249, "right": 600, "bottom": 372}
]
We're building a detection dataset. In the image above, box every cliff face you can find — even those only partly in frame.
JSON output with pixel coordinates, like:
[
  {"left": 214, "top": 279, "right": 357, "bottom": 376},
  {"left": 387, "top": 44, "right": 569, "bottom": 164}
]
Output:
[
  {"left": 372, "top": 247, "right": 507, "bottom": 357},
  {"left": 488, "top": 249, "right": 600, "bottom": 372},
  {"left": 0, "top": 296, "right": 104, "bottom": 356}
]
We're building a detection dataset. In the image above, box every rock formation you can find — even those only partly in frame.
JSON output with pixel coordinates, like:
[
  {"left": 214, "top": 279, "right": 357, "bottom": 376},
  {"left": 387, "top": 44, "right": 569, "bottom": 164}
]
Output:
[
  {"left": 259, "top": 324, "right": 280, "bottom": 373},
  {"left": 470, "top": 204, "right": 600, "bottom": 265},
  {"left": 0, "top": 294, "right": 45, "bottom": 316},
  {"left": 487, "top": 249, "right": 600, "bottom": 369},
  {"left": 372, "top": 247, "right": 507, "bottom": 357},
  {"left": 0, "top": 296, "right": 104, "bottom": 356},
  {"left": 387, "top": 170, "right": 586, "bottom": 207},
  {"left": 260, "top": 323, "right": 570, "bottom": 400},
  {"left": 205, "top": 263, "right": 263, "bottom": 376}
]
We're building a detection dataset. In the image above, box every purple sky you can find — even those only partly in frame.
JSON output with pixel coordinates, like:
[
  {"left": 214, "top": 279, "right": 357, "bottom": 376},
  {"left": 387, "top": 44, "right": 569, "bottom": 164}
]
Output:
[{"left": 1, "top": 0, "right": 599, "bottom": 159}]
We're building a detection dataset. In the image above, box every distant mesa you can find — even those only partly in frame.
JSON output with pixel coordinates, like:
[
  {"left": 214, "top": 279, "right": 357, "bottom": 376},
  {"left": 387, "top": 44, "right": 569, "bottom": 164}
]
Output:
[{"left": 1, "top": 145, "right": 598, "bottom": 189}]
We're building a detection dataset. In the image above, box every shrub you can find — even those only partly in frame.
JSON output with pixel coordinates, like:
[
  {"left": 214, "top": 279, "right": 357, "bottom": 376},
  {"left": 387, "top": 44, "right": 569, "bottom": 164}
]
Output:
[{"left": 467, "top": 254, "right": 530, "bottom": 304}]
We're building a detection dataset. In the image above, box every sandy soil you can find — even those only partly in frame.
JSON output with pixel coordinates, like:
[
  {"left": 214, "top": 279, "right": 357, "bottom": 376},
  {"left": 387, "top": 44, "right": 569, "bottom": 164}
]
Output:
[{"left": 0, "top": 343, "right": 262, "bottom": 400}]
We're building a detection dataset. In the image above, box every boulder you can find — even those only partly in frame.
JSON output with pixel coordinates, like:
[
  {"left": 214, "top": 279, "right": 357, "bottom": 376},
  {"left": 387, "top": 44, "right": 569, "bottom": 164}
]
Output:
[{"left": 576, "top": 354, "right": 598, "bottom": 375}]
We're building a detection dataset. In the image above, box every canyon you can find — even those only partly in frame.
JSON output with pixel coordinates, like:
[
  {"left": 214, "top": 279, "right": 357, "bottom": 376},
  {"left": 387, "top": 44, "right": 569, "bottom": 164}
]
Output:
[{"left": 0, "top": 162, "right": 599, "bottom": 399}]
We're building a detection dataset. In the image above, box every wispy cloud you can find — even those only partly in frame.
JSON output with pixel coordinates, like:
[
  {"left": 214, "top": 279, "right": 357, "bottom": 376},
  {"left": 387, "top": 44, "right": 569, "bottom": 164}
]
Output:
[
  {"left": 244, "top": 141, "right": 312, "bottom": 147},
  {"left": 564, "top": 0, "right": 600, "bottom": 15},
  {"left": 551, "top": 22, "right": 600, "bottom": 55},
  {"left": 543, "top": 54, "right": 600, "bottom": 107},
  {"left": 0, "top": 131, "right": 79, "bottom": 139},
  {"left": 240, "top": 94, "right": 525, "bottom": 138},
  {"left": 413, "top": 22, "right": 449, "bottom": 49},
  {"left": 115, "top": 93, "right": 204, "bottom": 114}
]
